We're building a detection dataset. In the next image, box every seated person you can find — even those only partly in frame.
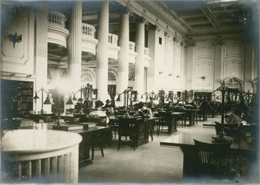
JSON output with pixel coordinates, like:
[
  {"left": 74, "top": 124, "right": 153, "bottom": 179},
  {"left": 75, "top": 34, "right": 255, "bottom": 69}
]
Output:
[
  {"left": 75, "top": 98, "right": 84, "bottom": 114},
  {"left": 84, "top": 97, "right": 93, "bottom": 109},
  {"left": 103, "top": 99, "right": 115, "bottom": 109},
  {"left": 226, "top": 112, "right": 242, "bottom": 128},
  {"left": 165, "top": 101, "right": 174, "bottom": 111},
  {"left": 88, "top": 100, "right": 109, "bottom": 126},
  {"left": 147, "top": 97, "right": 156, "bottom": 109},
  {"left": 133, "top": 102, "right": 153, "bottom": 118},
  {"left": 103, "top": 99, "right": 116, "bottom": 115}
]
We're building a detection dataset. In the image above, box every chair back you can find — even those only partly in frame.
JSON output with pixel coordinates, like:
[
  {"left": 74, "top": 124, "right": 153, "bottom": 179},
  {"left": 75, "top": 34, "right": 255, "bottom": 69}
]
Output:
[
  {"left": 194, "top": 139, "right": 231, "bottom": 167},
  {"left": 118, "top": 117, "right": 137, "bottom": 137},
  {"left": 158, "top": 111, "right": 171, "bottom": 125}
]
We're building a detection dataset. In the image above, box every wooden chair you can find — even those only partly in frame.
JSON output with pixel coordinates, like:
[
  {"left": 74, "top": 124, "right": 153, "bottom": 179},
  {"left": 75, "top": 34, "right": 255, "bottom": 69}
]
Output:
[
  {"left": 118, "top": 117, "right": 137, "bottom": 150},
  {"left": 157, "top": 111, "right": 171, "bottom": 135},
  {"left": 90, "top": 129, "right": 107, "bottom": 160},
  {"left": 193, "top": 139, "right": 235, "bottom": 179}
]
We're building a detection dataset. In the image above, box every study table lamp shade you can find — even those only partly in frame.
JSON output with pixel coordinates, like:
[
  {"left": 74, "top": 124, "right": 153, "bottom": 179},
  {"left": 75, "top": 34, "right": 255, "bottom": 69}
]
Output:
[
  {"left": 33, "top": 92, "right": 40, "bottom": 100},
  {"left": 66, "top": 97, "right": 74, "bottom": 105},
  {"left": 72, "top": 94, "right": 77, "bottom": 101},
  {"left": 116, "top": 94, "right": 121, "bottom": 101},
  {"left": 43, "top": 97, "right": 52, "bottom": 105}
]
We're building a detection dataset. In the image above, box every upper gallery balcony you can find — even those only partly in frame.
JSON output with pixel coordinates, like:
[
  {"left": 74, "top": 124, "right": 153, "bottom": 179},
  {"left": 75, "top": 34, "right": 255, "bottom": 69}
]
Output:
[
  {"left": 47, "top": 10, "right": 149, "bottom": 66},
  {"left": 47, "top": 10, "right": 69, "bottom": 48},
  {"left": 144, "top": 47, "right": 151, "bottom": 67},
  {"left": 108, "top": 33, "right": 120, "bottom": 60},
  {"left": 82, "top": 23, "right": 98, "bottom": 55}
]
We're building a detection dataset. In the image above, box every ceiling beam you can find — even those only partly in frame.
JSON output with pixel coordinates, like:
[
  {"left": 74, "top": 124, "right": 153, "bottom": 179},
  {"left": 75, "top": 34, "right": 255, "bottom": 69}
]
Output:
[
  {"left": 199, "top": 7, "right": 220, "bottom": 29},
  {"left": 185, "top": 19, "right": 210, "bottom": 25},
  {"left": 178, "top": 13, "right": 205, "bottom": 19}
]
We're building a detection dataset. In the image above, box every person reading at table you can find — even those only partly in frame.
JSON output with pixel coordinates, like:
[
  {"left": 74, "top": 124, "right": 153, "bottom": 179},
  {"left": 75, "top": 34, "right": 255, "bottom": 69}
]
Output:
[
  {"left": 165, "top": 101, "right": 174, "bottom": 111},
  {"left": 147, "top": 97, "right": 156, "bottom": 109},
  {"left": 134, "top": 102, "right": 153, "bottom": 118},
  {"left": 88, "top": 100, "right": 109, "bottom": 126},
  {"left": 103, "top": 99, "right": 115, "bottom": 115}
]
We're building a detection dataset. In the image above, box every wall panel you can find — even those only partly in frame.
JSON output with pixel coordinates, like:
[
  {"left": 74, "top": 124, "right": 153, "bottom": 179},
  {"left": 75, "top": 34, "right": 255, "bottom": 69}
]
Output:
[{"left": 1, "top": 8, "right": 34, "bottom": 74}]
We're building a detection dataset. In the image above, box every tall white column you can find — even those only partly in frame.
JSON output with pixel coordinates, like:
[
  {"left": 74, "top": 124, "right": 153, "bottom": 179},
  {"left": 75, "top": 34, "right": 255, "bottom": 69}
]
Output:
[
  {"left": 68, "top": 1, "right": 82, "bottom": 92},
  {"left": 117, "top": 12, "right": 129, "bottom": 93},
  {"left": 147, "top": 26, "right": 157, "bottom": 93},
  {"left": 134, "top": 21, "right": 145, "bottom": 95},
  {"left": 96, "top": 1, "right": 109, "bottom": 102},
  {"left": 117, "top": 12, "right": 129, "bottom": 106},
  {"left": 35, "top": 2, "right": 48, "bottom": 112}
]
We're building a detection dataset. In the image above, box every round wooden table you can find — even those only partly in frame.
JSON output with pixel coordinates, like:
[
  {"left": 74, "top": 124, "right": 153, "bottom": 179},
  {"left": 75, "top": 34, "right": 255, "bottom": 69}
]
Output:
[{"left": 1, "top": 129, "right": 82, "bottom": 184}]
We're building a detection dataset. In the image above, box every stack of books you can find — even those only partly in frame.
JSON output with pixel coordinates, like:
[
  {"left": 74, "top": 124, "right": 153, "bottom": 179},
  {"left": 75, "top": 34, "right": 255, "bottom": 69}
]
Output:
[{"left": 60, "top": 124, "right": 83, "bottom": 131}]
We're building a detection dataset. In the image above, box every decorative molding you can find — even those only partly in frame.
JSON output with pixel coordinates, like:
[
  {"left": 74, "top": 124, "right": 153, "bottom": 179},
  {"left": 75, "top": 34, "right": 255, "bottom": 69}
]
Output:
[
  {"left": 195, "top": 46, "right": 213, "bottom": 60},
  {"left": 224, "top": 44, "right": 243, "bottom": 59},
  {"left": 36, "top": 46, "right": 47, "bottom": 58},
  {"left": 194, "top": 61, "right": 213, "bottom": 87},
  {"left": 223, "top": 60, "right": 242, "bottom": 79},
  {"left": 48, "top": 24, "right": 69, "bottom": 48}
]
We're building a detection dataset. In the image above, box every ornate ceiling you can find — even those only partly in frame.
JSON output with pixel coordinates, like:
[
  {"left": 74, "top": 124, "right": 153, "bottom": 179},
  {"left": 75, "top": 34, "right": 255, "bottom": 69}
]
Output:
[{"left": 46, "top": 0, "right": 259, "bottom": 69}]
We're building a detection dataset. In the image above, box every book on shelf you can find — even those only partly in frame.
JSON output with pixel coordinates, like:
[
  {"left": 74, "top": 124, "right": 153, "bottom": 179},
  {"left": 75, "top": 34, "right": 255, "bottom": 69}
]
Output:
[{"left": 60, "top": 124, "right": 83, "bottom": 131}]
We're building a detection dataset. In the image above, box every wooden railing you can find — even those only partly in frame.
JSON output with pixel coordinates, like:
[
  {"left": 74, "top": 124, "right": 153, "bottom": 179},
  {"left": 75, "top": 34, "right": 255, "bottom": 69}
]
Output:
[
  {"left": 48, "top": 10, "right": 67, "bottom": 27},
  {"left": 82, "top": 23, "right": 96, "bottom": 38}
]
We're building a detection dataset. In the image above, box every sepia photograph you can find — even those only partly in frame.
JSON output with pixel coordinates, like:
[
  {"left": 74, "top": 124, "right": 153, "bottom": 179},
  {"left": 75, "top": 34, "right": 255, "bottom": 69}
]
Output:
[{"left": 0, "top": 0, "right": 259, "bottom": 184}]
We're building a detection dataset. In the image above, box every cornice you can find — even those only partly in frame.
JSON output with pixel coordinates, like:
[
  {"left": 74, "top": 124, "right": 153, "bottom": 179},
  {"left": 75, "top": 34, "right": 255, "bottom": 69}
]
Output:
[
  {"left": 141, "top": 1, "right": 188, "bottom": 34},
  {"left": 116, "top": 0, "right": 187, "bottom": 37}
]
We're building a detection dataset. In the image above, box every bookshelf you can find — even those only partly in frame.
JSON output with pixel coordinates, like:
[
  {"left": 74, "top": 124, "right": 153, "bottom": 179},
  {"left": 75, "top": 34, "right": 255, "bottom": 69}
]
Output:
[{"left": 1, "top": 79, "right": 33, "bottom": 118}]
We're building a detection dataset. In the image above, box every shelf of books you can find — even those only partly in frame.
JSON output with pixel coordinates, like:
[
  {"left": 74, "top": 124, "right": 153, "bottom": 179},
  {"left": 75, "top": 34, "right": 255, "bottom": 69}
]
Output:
[{"left": 1, "top": 79, "right": 33, "bottom": 118}]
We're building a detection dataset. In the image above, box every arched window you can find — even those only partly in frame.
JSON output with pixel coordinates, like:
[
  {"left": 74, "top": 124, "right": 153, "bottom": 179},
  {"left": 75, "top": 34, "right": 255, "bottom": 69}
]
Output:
[
  {"left": 108, "top": 72, "right": 117, "bottom": 81},
  {"left": 129, "top": 71, "right": 135, "bottom": 81},
  {"left": 81, "top": 71, "right": 93, "bottom": 82},
  {"left": 60, "top": 70, "right": 67, "bottom": 80}
]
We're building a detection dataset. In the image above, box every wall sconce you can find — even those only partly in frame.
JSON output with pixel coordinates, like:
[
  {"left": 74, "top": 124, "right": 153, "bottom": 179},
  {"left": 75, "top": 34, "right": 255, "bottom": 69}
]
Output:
[
  {"left": 9, "top": 73, "right": 16, "bottom": 79},
  {"left": 201, "top": 76, "right": 206, "bottom": 81},
  {"left": 176, "top": 75, "right": 180, "bottom": 78},
  {"left": 8, "top": 33, "right": 22, "bottom": 48},
  {"left": 159, "top": 71, "right": 163, "bottom": 75}
]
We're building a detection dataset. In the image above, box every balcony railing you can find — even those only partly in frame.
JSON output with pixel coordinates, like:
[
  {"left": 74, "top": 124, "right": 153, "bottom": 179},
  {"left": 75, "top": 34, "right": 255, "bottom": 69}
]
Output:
[
  {"left": 48, "top": 10, "right": 66, "bottom": 27},
  {"left": 108, "top": 34, "right": 118, "bottom": 46},
  {"left": 129, "top": 41, "right": 135, "bottom": 51},
  {"left": 144, "top": 47, "right": 149, "bottom": 56},
  {"left": 82, "top": 23, "right": 96, "bottom": 38}
]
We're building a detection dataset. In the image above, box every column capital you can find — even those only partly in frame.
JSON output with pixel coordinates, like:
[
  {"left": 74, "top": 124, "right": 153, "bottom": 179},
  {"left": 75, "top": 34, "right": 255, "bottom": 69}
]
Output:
[
  {"left": 213, "top": 36, "right": 223, "bottom": 46},
  {"left": 164, "top": 32, "right": 171, "bottom": 38}
]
